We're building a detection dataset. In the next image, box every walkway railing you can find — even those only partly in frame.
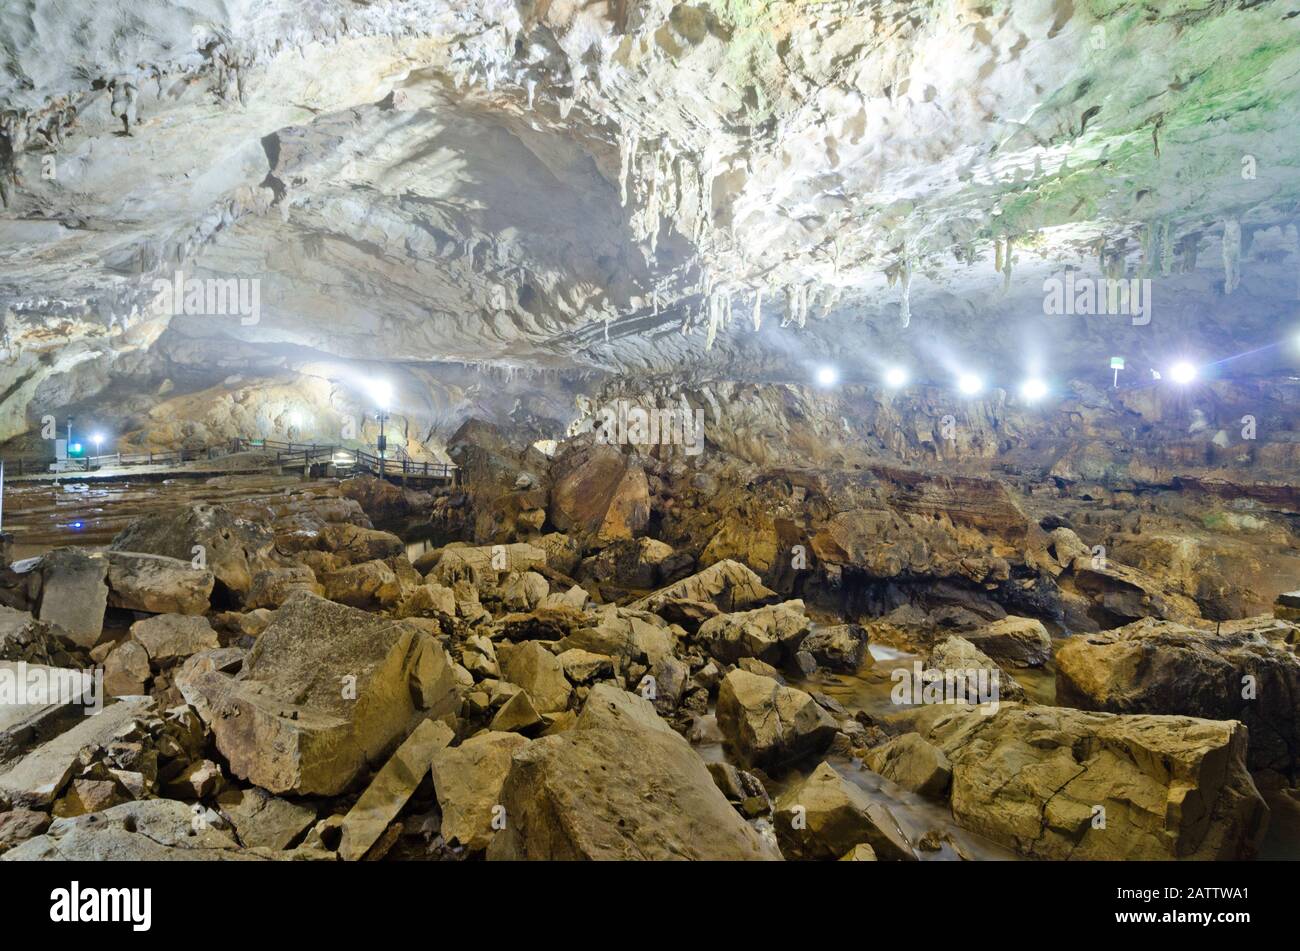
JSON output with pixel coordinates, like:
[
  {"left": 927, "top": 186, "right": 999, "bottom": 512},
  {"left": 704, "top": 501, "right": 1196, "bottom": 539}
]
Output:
[{"left": 0, "top": 437, "right": 459, "bottom": 486}]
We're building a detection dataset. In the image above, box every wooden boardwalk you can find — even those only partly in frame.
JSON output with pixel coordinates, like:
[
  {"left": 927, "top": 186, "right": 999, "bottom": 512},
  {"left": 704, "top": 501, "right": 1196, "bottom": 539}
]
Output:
[{"left": 0, "top": 437, "right": 459, "bottom": 490}]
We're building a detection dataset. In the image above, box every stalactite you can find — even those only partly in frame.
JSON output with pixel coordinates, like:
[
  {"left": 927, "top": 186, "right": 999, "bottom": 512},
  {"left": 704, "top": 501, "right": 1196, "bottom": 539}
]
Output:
[
  {"left": 1159, "top": 221, "right": 1174, "bottom": 276},
  {"left": 1222, "top": 217, "right": 1241, "bottom": 295},
  {"left": 900, "top": 258, "right": 912, "bottom": 328},
  {"left": 752, "top": 288, "right": 763, "bottom": 332},
  {"left": 994, "top": 238, "right": 1003, "bottom": 274},
  {"left": 1002, "top": 236, "right": 1013, "bottom": 291}
]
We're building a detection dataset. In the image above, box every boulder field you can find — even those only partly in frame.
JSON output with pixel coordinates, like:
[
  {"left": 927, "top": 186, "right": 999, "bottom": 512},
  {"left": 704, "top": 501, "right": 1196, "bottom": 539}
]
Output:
[{"left": 0, "top": 422, "right": 1294, "bottom": 863}]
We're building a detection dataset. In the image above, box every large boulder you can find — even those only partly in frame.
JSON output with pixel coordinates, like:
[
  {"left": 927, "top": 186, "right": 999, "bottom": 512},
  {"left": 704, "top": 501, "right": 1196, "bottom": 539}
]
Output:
[
  {"left": 321, "top": 559, "right": 402, "bottom": 609},
  {"left": 430, "top": 731, "right": 531, "bottom": 852},
  {"left": 799, "top": 623, "right": 869, "bottom": 671},
  {"left": 928, "top": 635, "right": 1027, "bottom": 702},
  {"left": 914, "top": 702, "right": 1268, "bottom": 860},
  {"left": 1056, "top": 617, "right": 1300, "bottom": 775},
  {"left": 774, "top": 762, "right": 917, "bottom": 861},
  {"left": 486, "top": 686, "right": 777, "bottom": 860},
  {"left": 549, "top": 443, "right": 650, "bottom": 542},
  {"left": 715, "top": 669, "right": 836, "bottom": 770},
  {"left": 110, "top": 504, "right": 279, "bottom": 605},
  {"left": 961, "top": 616, "right": 1051, "bottom": 668},
  {"left": 130, "top": 614, "right": 220, "bottom": 665},
  {"left": 497, "top": 642, "right": 571, "bottom": 714},
  {"left": 631, "top": 559, "right": 778, "bottom": 615},
  {"left": 557, "top": 606, "right": 677, "bottom": 669},
  {"left": 105, "top": 551, "right": 214, "bottom": 615},
  {"left": 695, "top": 601, "right": 811, "bottom": 666},
  {"left": 36, "top": 548, "right": 108, "bottom": 649},
  {"left": 338, "top": 718, "right": 454, "bottom": 861},
  {"left": 863, "top": 733, "right": 952, "bottom": 797},
  {"left": 177, "top": 592, "right": 462, "bottom": 796}
]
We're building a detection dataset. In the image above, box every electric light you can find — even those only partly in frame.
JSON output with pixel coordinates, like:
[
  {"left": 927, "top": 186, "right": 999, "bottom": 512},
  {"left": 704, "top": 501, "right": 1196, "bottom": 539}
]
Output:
[
  {"left": 1020, "top": 378, "right": 1048, "bottom": 402},
  {"left": 1168, "top": 361, "right": 1198, "bottom": 385},
  {"left": 367, "top": 379, "right": 394, "bottom": 409},
  {"left": 884, "top": 366, "right": 908, "bottom": 388},
  {"left": 957, "top": 373, "right": 983, "bottom": 396},
  {"left": 815, "top": 365, "right": 839, "bottom": 387}
]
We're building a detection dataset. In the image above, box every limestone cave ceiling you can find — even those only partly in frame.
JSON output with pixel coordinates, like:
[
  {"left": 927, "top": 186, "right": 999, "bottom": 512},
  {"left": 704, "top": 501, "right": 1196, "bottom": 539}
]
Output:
[{"left": 2, "top": 0, "right": 1300, "bottom": 440}]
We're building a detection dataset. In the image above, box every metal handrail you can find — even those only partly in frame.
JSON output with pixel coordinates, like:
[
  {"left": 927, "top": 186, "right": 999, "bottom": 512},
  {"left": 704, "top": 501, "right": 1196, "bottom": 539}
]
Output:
[{"left": 1, "top": 436, "right": 458, "bottom": 484}]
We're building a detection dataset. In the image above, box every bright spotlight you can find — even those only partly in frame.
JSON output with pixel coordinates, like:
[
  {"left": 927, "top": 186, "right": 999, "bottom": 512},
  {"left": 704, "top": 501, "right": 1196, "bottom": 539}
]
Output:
[
  {"left": 884, "top": 366, "right": 908, "bottom": 388},
  {"left": 1168, "top": 361, "right": 1198, "bottom": 385},
  {"left": 91, "top": 432, "right": 104, "bottom": 445},
  {"left": 957, "top": 373, "right": 983, "bottom": 396},
  {"left": 366, "top": 379, "right": 394, "bottom": 409},
  {"left": 289, "top": 411, "right": 303, "bottom": 428},
  {"left": 1020, "top": 378, "right": 1048, "bottom": 402},
  {"left": 815, "top": 365, "right": 839, "bottom": 387}
]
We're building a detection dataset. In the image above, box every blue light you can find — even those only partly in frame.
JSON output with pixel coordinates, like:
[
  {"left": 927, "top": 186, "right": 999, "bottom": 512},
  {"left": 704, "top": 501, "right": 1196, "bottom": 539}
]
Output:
[{"left": 70, "top": 521, "right": 83, "bottom": 530}]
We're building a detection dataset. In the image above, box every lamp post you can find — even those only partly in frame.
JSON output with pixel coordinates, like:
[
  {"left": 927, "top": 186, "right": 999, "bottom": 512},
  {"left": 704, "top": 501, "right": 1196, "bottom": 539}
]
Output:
[
  {"left": 92, "top": 433, "right": 104, "bottom": 468},
  {"left": 376, "top": 408, "right": 390, "bottom": 473},
  {"left": 367, "top": 379, "right": 394, "bottom": 477}
]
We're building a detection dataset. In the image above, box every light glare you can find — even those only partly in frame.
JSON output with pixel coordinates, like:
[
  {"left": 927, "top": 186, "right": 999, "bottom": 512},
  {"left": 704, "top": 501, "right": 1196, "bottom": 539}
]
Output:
[
  {"left": 367, "top": 379, "right": 394, "bottom": 409},
  {"left": 815, "top": 365, "right": 839, "bottom": 387},
  {"left": 1020, "top": 378, "right": 1048, "bottom": 402},
  {"left": 957, "top": 373, "right": 983, "bottom": 395},
  {"left": 884, "top": 366, "right": 908, "bottom": 388},
  {"left": 1169, "top": 361, "right": 1197, "bottom": 385}
]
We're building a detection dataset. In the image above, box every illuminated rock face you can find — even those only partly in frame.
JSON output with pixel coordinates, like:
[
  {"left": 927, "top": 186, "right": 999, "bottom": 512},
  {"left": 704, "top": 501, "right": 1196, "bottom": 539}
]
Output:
[{"left": 1, "top": 1, "right": 1299, "bottom": 450}]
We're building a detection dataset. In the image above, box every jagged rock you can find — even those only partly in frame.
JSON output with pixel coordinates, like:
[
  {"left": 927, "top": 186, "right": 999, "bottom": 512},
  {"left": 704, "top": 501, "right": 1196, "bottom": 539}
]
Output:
[
  {"left": 715, "top": 669, "right": 836, "bottom": 770},
  {"left": 914, "top": 702, "right": 1268, "bottom": 860},
  {"left": 486, "top": 687, "right": 777, "bottom": 860},
  {"left": 106, "top": 551, "right": 214, "bottom": 615},
  {"left": 161, "top": 758, "right": 225, "bottom": 800},
  {"left": 216, "top": 786, "right": 318, "bottom": 851},
  {"left": 631, "top": 559, "right": 777, "bottom": 614},
  {"left": 52, "top": 778, "right": 128, "bottom": 818},
  {"left": 774, "top": 762, "right": 917, "bottom": 861},
  {"left": 695, "top": 600, "right": 811, "bottom": 666},
  {"left": 863, "top": 733, "right": 952, "bottom": 798},
  {"left": 111, "top": 504, "right": 278, "bottom": 606},
  {"left": 549, "top": 443, "right": 650, "bottom": 542},
  {"left": 1064, "top": 558, "right": 1203, "bottom": 629},
  {"left": 338, "top": 718, "right": 454, "bottom": 861},
  {"left": 498, "top": 642, "right": 571, "bottom": 714},
  {"left": 130, "top": 614, "right": 220, "bottom": 665},
  {"left": 396, "top": 582, "right": 457, "bottom": 620},
  {"left": 535, "top": 533, "right": 582, "bottom": 577},
  {"left": 557, "top": 606, "right": 676, "bottom": 668},
  {"left": 36, "top": 548, "right": 108, "bottom": 648},
  {"left": 0, "top": 799, "right": 316, "bottom": 861},
  {"left": 245, "top": 565, "right": 322, "bottom": 609},
  {"left": 0, "top": 808, "right": 49, "bottom": 855},
  {"left": 0, "top": 697, "right": 154, "bottom": 807},
  {"left": 489, "top": 689, "right": 543, "bottom": 734},
  {"left": 581, "top": 537, "right": 684, "bottom": 589},
  {"left": 1056, "top": 617, "right": 1300, "bottom": 775},
  {"left": 961, "top": 616, "right": 1052, "bottom": 668},
  {"left": 501, "top": 571, "right": 549, "bottom": 612},
  {"left": 430, "top": 730, "right": 530, "bottom": 852},
  {"left": 707, "top": 761, "right": 772, "bottom": 818},
  {"left": 557, "top": 648, "right": 614, "bottom": 684},
  {"left": 429, "top": 543, "right": 547, "bottom": 588},
  {"left": 103, "top": 640, "right": 151, "bottom": 696},
  {"left": 839, "top": 843, "right": 879, "bottom": 861},
  {"left": 575, "top": 682, "right": 676, "bottom": 737},
  {"left": 1277, "top": 591, "right": 1300, "bottom": 623},
  {"left": 928, "top": 635, "right": 1027, "bottom": 703},
  {"left": 177, "top": 592, "right": 461, "bottom": 796},
  {"left": 0, "top": 606, "right": 79, "bottom": 667},
  {"left": 797, "top": 623, "right": 869, "bottom": 671},
  {"left": 321, "top": 559, "right": 402, "bottom": 609}
]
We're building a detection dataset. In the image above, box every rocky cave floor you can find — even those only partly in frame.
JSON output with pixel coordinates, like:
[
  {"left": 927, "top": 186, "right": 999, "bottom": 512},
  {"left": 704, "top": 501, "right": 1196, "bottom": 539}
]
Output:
[{"left": 2, "top": 405, "right": 1299, "bottom": 863}]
